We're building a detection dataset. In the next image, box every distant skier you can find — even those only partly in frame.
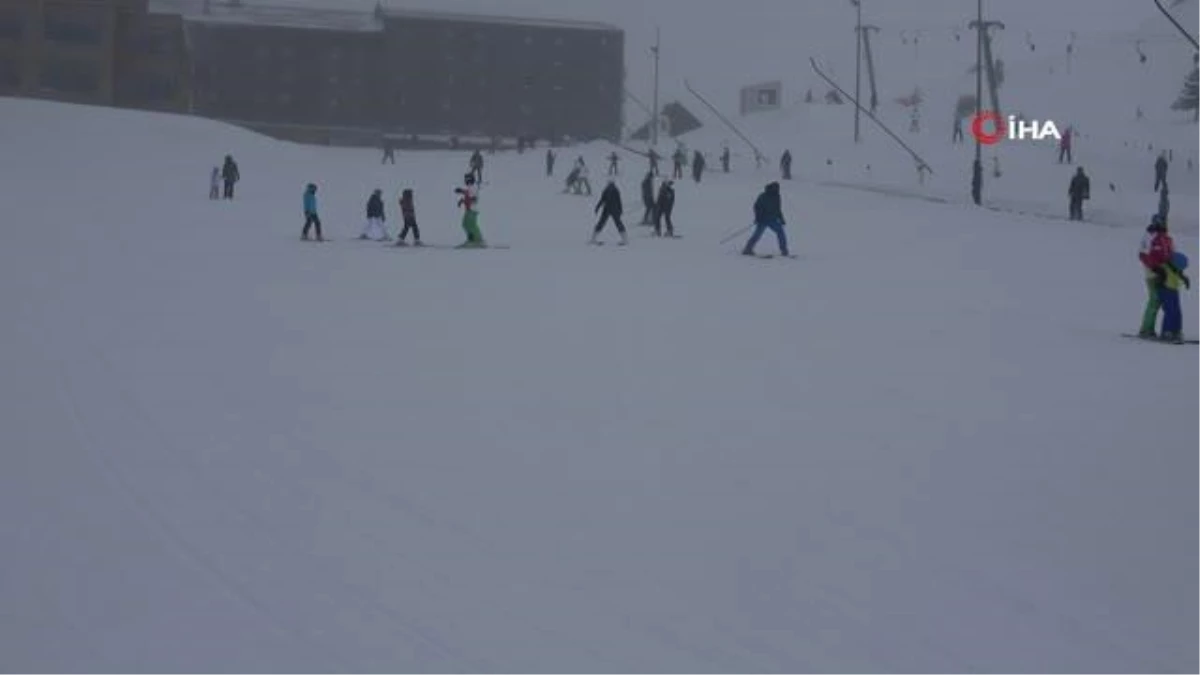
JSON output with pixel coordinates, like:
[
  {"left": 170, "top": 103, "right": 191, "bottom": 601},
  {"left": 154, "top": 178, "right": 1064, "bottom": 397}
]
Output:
[
  {"left": 1154, "top": 152, "right": 1169, "bottom": 192},
  {"left": 394, "top": 188, "right": 422, "bottom": 246},
  {"left": 653, "top": 179, "right": 677, "bottom": 237},
  {"left": 590, "top": 180, "right": 628, "bottom": 246},
  {"left": 1058, "top": 126, "right": 1073, "bottom": 164},
  {"left": 780, "top": 150, "right": 793, "bottom": 180},
  {"left": 640, "top": 171, "right": 657, "bottom": 225},
  {"left": 360, "top": 189, "right": 389, "bottom": 241},
  {"left": 454, "top": 173, "right": 486, "bottom": 247},
  {"left": 208, "top": 166, "right": 220, "bottom": 200},
  {"left": 741, "top": 182, "right": 789, "bottom": 257},
  {"left": 564, "top": 165, "right": 581, "bottom": 194},
  {"left": 381, "top": 137, "right": 396, "bottom": 164},
  {"left": 672, "top": 147, "right": 686, "bottom": 179},
  {"left": 692, "top": 150, "right": 706, "bottom": 183},
  {"left": 572, "top": 158, "right": 592, "bottom": 196},
  {"left": 720, "top": 145, "right": 731, "bottom": 173},
  {"left": 952, "top": 117, "right": 964, "bottom": 144},
  {"left": 607, "top": 151, "right": 620, "bottom": 176},
  {"left": 301, "top": 183, "right": 323, "bottom": 241},
  {"left": 1068, "top": 166, "right": 1090, "bottom": 221},
  {"left": 469, "top": 150, "right": 484, "bottom": 183},
  {"left": 647, "top": 148, "right": 661, "bottom": 176},
  {"left": 221, "top": 155, "right": 240, "bottom": 199},
  {"left": 546, "top": 148, "right": 556, "bottom": 177},
  {"left": 1158, "top": 181, "right": 1171, "bottom": 225}
]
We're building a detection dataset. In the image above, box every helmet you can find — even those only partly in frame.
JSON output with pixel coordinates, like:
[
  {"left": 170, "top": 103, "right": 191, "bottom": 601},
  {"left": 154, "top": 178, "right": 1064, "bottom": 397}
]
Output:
[{"left": 1171, "top": 251, "right": 1189, "bottom": 271}]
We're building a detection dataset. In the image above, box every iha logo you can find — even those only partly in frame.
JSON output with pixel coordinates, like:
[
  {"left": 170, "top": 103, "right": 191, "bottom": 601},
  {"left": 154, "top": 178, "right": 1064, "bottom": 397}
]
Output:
[{"left": 970, "top": 111, "right": 1062, "bottom": 145}]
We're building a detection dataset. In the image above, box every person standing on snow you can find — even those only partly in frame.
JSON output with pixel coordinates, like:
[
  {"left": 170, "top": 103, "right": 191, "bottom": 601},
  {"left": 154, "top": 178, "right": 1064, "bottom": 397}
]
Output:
[
  {"left": 301, "top": 183, "right": 323, "bottom": 241},
  {"left": 221, "top": 155, "right": 240, "bottom": 199},
  {"left": 742, "top": 182, "right": 790, "bottom": 257},
  {"left": 394, "top": 188, "right": 422, "bottom": 246},
  {"left": 209, "top": 166, "right": 220, "bottom": 200},
  {"left": 546, "top": 148, "right": 556, "bottom": 177},
  {"left": 692, "top": 150, "right": 706, "bottom": 183},
  {"left": 607, "top": 151, "right": 620, "bottom": 176},
  {"left": 780, "top": 150, "right": 793, "bottom": 180},
  {"left": 1154, "top": 152, "right": 1169, "bottom": 192},
  {"left": 720, "top": 145, "right": 731, "bottom": 173},
  {"left": 647, "top": 148, "right": 661, "bottom": 176},
  {"left": 1138, "top": 214, "right": 1167, "bottom": 337},
  {"left": 1068, "top": 166, "right": 1090, "bottom": 221},
  {"left": 671, "top": 146, "right": 686, "bottom": 179},
  {"left": 640, "top": 171, "right": 657, "bottom": 225},
  {"left": 1058, "top": 126, "right": 1073, "bottom": 164},
  {"left": 574, "top": 158, "right": 593, "bottom": 196},
  {"left": 454, "top": 173, "right": 486, "bottom": 247},
  {"left": 653, "top": 179, "right": 677, "bottom": 237},
  {"left": 590, "top": 180, "right": 628, "bottom": 246},
  {"left": 361, "top": 189, "right": 389, "bottom": 241},
  {"left": 1140, "top": 217, "right": 1191, "bottom": 343},
  {"left": 469, "top": 150, "right": 484, "bottom": 183}
]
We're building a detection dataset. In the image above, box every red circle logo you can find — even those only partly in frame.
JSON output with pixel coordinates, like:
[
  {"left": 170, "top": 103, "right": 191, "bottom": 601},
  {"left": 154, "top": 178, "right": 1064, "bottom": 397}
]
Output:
[{"left": 971, "top": 111, "right": 1005, "bottom": 145}]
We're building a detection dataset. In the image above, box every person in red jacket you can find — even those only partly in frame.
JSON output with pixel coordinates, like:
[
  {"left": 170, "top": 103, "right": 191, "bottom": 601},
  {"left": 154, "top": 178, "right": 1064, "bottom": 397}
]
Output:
[
  {"left": 1139, "top": 215, "right": 1192, "bottom": 341},
  {"left": 1137, "top": 215, "right": 1169, "bottom": 337}
]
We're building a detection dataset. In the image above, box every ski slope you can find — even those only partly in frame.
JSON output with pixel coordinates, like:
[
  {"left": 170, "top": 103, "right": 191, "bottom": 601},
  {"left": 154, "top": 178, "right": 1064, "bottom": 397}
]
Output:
[{"left": 1, "top": 89, "right": 1197, "bottom": 672}]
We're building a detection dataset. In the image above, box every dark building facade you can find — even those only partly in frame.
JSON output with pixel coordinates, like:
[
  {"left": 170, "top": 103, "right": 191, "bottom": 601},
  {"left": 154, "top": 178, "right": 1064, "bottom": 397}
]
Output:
[{"left": 0, "top": 0, "right": 189, "bottom": 111}]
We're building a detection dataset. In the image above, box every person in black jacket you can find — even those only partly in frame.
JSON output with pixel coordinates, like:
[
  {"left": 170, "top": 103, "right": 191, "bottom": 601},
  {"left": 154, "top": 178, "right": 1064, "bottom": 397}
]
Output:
[
  {"left": 1154, "top": 152, "right": 1169, "bottom": 192},
  {"left": 640, "top": 171, "right": 657, "bottom": 225},
  {"left": 590, "top": 180, "right": 628, "bottom": 245},
  {"left": 654, "top": 180, "right": 677, "bottom": 237},
  {"left": 394, "top": 188, "right": 422, "bottom": 246},
  {"left": 780, "top": 150, "right": 793, "bottom": 180},
  {"left": 1068, "top": 167, "right": 1090, "bottom": 221},
  {"left": 360, "top": 189, "right": 389, "bottom": 240},
  {"left": 742, "top": 182, "right": 789, "bottom": 256},
  {"left": 692, "top": 150, "right": 706, "bottom": 183},
  {"left": 720, "top": 145, "right": 731, "bottom": 173},
  {"left": 221, "top": 155, "right": 240, "bottom": 199}
]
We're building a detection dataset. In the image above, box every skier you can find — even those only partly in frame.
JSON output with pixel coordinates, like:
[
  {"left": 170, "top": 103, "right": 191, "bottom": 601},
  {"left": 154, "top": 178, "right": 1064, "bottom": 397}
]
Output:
[
  {"left": 590, "top": 180, "right": 628, "bottom": 246},
  {"left": 381, "top": 137, "right": 396, "bottom": 164},
  {"left": 1058, "top": 126, "right": 1073, "bottom": 164},
  {"left": 221, "top": 155, "right": 240, "bottom": 199},
  {"left": 672, "top": 147, "right": 686, "bottom": 179},
  {"left": 1140, "top": 216, "right": 1191, "bottom": 342},
  {"left": 546, "top": 148, "right": 556, "bottom": 177},
  {"left": 454, "top": 172, "right": 486, "bottom": 247},
  {"left": 564, "top": 165, "right": 581, "bottom": 194},
  {"left": 208, "top": 166, "right": 220, "bottom": 200},
  {"left": 692, "top": 150, "right": 706, "bottom": 183},
  {"left": 394, "top": 188, "right": 422, "bottom": 246},
  {"left": 1068, "top": 166, "right": 1090, "bottom": 221},
  {"left": 1154, "top": 152, "right": 1169, "bottom": 192},
  {"left": 640, "top": 170, "right": 657, "bottom": 225},
  {"left": 361, "top": 189, "right": 389, "bottom": 241},
  {"left": 952, "top": 117, "right": 964, "bottom": 144},
  {"left": 653, "top": 179, "right": 677, "bottom": 237},
  {"left": 647, "top": 148, "right": 661, "bottom": 176},
  {"left": 607, "top": 151, "right": 620, "bottom": 176},
  {"left": 742, "top": 182, "right": 789, "bottom": 257},
  {"left": 469, "top": 150, "right": 484, "bottom": 183},
  {"left": 1138, "top": 214, "right": 1167, "bottom": 338},
  {"left": 780, "top": 150, "right": 793, "bottom": 180},
  {"left": 301, "top": 183, "right": 323, "bottom": 241},
  {"left": 573, "top": 158, "right": 592, "bottom": 196},
  {"left": 1158, "top": 181, "right": 1171, "bottom": 225},
  {"left": 720, "top": 145, "right": 731, "bottom": 173}
]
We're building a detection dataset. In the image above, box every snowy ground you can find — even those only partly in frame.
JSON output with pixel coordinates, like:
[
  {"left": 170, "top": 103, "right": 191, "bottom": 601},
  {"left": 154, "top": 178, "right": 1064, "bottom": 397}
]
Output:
[{"left": 1, "top": 96, "right": 1196, "bottom": 673}]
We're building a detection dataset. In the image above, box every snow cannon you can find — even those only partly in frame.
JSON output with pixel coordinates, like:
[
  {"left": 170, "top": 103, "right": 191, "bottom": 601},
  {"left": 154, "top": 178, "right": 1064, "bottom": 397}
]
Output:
[{"left": 1170, "top": 251, "right": 1188, "bottom": 271}]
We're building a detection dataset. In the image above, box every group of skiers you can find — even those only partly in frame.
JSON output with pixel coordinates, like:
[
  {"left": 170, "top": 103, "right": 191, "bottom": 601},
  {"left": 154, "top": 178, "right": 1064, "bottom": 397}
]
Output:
[{"left": 298, "top": 182, "right": 433, "bottom": 247}]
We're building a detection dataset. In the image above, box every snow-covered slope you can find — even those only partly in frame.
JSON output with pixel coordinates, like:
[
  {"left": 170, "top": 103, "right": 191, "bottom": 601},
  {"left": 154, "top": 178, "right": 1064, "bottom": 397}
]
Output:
[{"left": 1, "top": 90, "right": 1196, "bottom": 672}]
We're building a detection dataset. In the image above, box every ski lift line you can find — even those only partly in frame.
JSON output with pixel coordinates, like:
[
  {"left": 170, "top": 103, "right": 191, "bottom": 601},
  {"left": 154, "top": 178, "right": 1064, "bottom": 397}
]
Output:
[
  {"left": 683, "top": 79, "right": 768, "bottom": 164},
  {"left": 809, "top": 58, "right": 934, "bottom": 175}
]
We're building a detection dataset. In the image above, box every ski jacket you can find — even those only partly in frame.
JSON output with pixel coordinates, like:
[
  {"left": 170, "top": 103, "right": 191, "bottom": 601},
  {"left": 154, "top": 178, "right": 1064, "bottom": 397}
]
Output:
[
  {"left": 367, "top": 193, "right": 385, "bottom": 219},
  {"left": 641, "top": 174, "right": 655, "bottom": 204},
  {"left": 457, "top": 184, "right": 479, "bottom": 212},
  {"left": 656, "top": 184, "right": 675, "bottom": 213},
  {"left": 596, "top": 184, "right": 623, "bottom": 215},
  {"left": 1141, "top": 230, "right": 1174, "bottom": 270},
  {"left": 303, "top": 190, "right": 317, "bottom": 214},
  {"left": 1068, "top": 174, "right": 1090, "bottom": 199},
  {"left": 400, "top": 193, "right": 416, "bottom": 218},
  {"left": 1155, "top": 157, "right": 1168, "bottom": 177},
  {"left": 222, "top": 160, "right": 239, "bottom": 182},
  {"left": 753, "top": 184, "right": 784, "bottom": 224}
]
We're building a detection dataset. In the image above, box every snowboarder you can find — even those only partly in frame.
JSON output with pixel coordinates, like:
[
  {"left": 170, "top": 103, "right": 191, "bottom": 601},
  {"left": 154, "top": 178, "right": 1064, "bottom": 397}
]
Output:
[
  {"left": 381, "top": 137, "right": 396, "bottom": 164},
  {"left": 1068, "top": 166, "right": 1090, "bottom": 221},
  {"left": 742, "top": 182, "right": 789, "bottom": 257},
  {"left": 546, "top": 148, "right": 556, "bottom": 177},
  {"left": 394, "top": 188, "right": 422, "bottom": 246},
  {"left": 692, "top": 150, "right": 706, "bottom": 183},
  {"left": 208, "top": 166, "right": 220, "bottom": 200},
  {"left": 780, "top": 150, "right": 793, "bottom": 181},
  {"left": 640, "top": 171, "right": 657, "bottom": 225},
  {"left": 301, "top": 183, "right": 322, "bottom": 241},
  {"left": 647, "top": 148, "right": 661, "bottom": 176},
  {"left": 591, "top": 180, "right": 628, "bottom": 246},
  {"left": 454, "top": 173, "right": 486, "bottom": 247},
  {"left": 361, "top": 189, "right": 389, "bottom": 241},
  {"left": 672, "top": 147, "right": 686, "bottom": 179},
  {"left": 720, "top": 145, "right": 731, "bottom": 173},
  {"left": 607, "top": 151, "right": 620, "bottom": 176},
  {"left": 469, "top": 150, "right": 484, "bottom": 183},
  {"left": 221, "top": 155, "right": 240, "bottom": 199},
  {"left": 654, "top": 179, "right": 677, "bottom": 237},
  {"left": 1154, "top": 152, "right": 1169, "bottom": 192},
  {"left": 1058, "top": 126, "right": 1073, "bottom": 164}
]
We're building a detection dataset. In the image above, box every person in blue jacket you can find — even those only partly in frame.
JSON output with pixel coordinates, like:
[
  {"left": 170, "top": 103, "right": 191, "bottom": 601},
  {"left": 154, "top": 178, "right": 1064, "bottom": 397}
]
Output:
[
  {"left": 301, "top": 183, "right": 323, "bottom": 241},
  {"left": 742, "top": 182, "right": 789, "bottom": 257}
]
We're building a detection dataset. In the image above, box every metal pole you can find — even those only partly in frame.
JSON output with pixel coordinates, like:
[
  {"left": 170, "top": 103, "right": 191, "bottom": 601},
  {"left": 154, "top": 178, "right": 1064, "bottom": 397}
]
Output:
[
  {"left": 972, "top": 0, "right": 983, "bottom": 205},
  {"left": 854, "top": 0, "right": 862, "bottom": 143},
  {"left": 651, "top": 26, "right": 660, "bottom": 148}
]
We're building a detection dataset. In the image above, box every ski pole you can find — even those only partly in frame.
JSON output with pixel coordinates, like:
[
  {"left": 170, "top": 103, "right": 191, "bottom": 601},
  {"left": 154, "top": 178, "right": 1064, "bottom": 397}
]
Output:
[{"left": 719, "top": 224, "right": 753, "bottom": 245}]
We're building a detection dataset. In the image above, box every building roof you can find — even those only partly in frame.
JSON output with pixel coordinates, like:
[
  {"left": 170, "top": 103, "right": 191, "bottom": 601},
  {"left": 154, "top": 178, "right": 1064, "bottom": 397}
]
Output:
[
  {"left": 380, "top": 7, "right": 619, "bottom": 33},
  {"left": 148, "top": 0, "right": 385, "bottom": 32}
]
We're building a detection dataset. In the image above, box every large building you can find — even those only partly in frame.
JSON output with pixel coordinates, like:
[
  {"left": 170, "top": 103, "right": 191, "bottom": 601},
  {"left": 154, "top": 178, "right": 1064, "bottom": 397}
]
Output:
[{"left": 0, "top": 0, "right": 626, "bottom": 145}]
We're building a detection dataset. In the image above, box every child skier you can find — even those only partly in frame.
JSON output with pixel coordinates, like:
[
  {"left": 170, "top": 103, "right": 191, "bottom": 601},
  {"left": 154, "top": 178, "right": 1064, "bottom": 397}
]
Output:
[
  {"left": 301, "top": 183, "right": 323, "bottom": 241},
  {"left": 394, "top": 188, "right": 422, "bottom": 246},
  {"left": 209, "top": 166, "right": 220, "bottom": 200},
  {"left": 1138, "top": 214, "right": 1166, "bottom": 337},
  {"left": 1141, "top": 216, "right": 1191, "bottom": 342},
  {"left": 361, "top": 189, "right": 389, "bottom": 241},
  {"left": 454, "top": 173, "right": 486, "bottom": 247}
]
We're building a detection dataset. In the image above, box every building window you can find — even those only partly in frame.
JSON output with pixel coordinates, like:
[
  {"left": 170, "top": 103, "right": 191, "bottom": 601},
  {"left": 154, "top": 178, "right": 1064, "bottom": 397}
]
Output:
[
  {"left": 44, "top": 16, "right": 102, "bottom": 45},
  {"left": 39, "top": 58, "right": 99, "bottom": 94}
]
